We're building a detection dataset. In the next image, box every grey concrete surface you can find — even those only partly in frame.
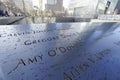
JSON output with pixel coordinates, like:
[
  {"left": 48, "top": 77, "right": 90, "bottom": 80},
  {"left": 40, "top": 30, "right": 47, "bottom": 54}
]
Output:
[
  {"left": 11, "top": 17, "right": 91, "bottom": 25},
  {"left": 0, "top": 17, "right": 24, "bottom": 25}
]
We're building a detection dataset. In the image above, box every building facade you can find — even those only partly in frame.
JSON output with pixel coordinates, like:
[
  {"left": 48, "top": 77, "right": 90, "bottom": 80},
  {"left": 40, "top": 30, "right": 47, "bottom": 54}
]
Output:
[
  {"left": 97, "top": 0, "right": 118, "bottom": 14},
  {"left": 68, "top": 0, "right": 119, "bottom": 18},
  {"left": 39, "top": 0, "right": 43, "bottom": 10},
  {"left": 115, "top": 0, "right": 120, "bottom": 14},
  {"left": 45, "top": 0, "right": 63, "bottom": 12},
  {"left": 68, "top": 0, "right": 98, "bottom": 18}
]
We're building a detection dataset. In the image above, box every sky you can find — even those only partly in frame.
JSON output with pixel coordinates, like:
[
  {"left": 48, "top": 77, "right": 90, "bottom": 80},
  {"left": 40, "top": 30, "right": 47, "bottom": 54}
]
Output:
[
  {"left": 32, "top": 0, "right": 40, "bottom": 8},
  {"left": 63, "top": 0, "right": 70, "bottom": 8}
]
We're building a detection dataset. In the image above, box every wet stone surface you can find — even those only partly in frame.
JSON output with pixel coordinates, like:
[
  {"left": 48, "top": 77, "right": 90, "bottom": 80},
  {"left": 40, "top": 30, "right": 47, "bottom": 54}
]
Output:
[{"left": 0, "top": 22, "right": 120, "bottom": 80}]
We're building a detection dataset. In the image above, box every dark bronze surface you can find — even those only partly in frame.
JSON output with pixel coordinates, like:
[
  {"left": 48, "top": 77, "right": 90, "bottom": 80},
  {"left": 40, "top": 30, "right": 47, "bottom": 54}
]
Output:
[{"left": 0, "top": 22, "right": 120, "bottom": 80}]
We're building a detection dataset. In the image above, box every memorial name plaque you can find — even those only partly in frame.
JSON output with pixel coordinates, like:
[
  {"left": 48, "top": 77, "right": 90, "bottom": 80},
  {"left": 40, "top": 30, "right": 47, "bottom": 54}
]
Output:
[{"left": 0, "top": 23, "right": 120, "bottom": 80}]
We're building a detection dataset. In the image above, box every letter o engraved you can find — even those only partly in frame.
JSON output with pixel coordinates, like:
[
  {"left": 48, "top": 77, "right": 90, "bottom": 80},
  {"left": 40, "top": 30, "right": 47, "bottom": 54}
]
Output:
[{"left": 48, "top": 50, "right": 57, "bottom": 57}]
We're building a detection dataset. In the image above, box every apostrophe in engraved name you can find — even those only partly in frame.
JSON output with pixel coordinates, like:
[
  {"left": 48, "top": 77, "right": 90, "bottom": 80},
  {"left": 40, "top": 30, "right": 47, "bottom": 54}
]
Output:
[
  {"left": 48, "top": 41, "right": 84, "bottom": 57},
  {"left": 63, "top": 49, "right": 111, "bottom": 80},
  {"left": 7, "top": 54, "right": 43, "bottom": 75}
]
